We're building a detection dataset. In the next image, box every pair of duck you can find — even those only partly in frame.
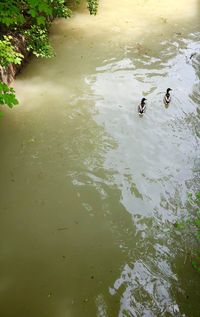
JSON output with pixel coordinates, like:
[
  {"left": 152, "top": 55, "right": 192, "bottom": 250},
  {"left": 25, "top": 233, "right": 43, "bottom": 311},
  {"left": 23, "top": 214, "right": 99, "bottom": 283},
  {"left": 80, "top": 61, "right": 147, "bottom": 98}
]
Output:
[{"left": 138, "top": 88, "right": 172, "bottom": 115}]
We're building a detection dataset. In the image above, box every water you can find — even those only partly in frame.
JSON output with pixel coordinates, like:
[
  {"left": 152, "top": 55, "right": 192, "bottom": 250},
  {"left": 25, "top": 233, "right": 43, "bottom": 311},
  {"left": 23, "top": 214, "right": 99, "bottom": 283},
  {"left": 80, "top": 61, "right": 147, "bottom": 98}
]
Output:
[{"left": 0, "top": 0, "right": 200, "bottom": 316}]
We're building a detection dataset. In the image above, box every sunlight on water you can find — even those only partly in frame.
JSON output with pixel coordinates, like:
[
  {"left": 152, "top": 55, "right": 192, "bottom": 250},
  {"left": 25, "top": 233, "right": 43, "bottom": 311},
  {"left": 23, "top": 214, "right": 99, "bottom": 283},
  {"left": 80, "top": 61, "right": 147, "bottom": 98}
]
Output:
[{"left": 0, "top": 1, "right": 200, "bottom": 317}]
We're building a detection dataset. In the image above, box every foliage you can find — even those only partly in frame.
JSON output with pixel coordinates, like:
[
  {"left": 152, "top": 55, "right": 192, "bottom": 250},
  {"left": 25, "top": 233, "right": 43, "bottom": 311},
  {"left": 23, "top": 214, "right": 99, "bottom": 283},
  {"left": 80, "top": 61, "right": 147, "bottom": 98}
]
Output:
[
  {"left": 50, "top": 0, "right": 72, "bottom": 19},
  {"left": 0, "top": 35, "right": 20, "bottom": 111},
  {"left": 0, "top": 0, "right": 72, "bottom": 27},
  {"left": 24, "top": 26, "right": 54, "bottom": 58},
  {"left": 0, "top": 82, "right": 18, "bottom": 108},
  {"left": 87, "top": 0, "right": 99, "bottom": 15},
  {"left": 0, "top": 36, "right": 23, "bottom": 67},
  {"left": 0, "top": 0, "right": 25, "bottom": 27},
  {"left": 0, "top": 0, "right": 99, "bottom": 109},
  {"left": 0, "top": 0, "right": 98, "bottom": 60},
  {"left": 0, "top": 1, "right": 74, "bottom": 60},
  {"left": 26, "top": 0, "right": 72, "bottom": 25}
]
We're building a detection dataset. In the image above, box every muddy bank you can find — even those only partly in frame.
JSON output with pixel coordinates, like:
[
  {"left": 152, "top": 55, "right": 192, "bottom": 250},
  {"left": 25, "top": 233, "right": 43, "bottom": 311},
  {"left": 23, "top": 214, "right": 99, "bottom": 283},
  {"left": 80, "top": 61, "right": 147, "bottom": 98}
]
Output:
[{"left": 0, "top": 34, "right": 29, "bottom": 85}]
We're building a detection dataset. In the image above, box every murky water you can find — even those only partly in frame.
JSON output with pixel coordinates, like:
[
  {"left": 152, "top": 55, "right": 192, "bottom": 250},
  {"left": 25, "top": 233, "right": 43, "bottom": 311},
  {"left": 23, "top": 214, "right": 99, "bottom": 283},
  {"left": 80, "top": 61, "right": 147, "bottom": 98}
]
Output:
[{"left": 0, "top": 1, "right": 200, "bottom": 316}]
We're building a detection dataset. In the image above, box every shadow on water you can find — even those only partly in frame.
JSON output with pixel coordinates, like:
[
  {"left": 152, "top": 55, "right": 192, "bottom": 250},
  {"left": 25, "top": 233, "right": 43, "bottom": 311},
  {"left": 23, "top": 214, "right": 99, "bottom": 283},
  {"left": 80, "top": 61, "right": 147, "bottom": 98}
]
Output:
[{"left": 0, "top": 1, "right": 200, "bottom": 316}]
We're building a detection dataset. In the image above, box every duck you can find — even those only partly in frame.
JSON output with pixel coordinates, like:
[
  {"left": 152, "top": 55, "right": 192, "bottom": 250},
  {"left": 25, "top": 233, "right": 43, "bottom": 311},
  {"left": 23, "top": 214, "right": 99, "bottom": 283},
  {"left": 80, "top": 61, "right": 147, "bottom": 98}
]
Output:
[
  {"left": 138, "top": 98, "right": 147, "bottom": 115},
  {"left": 164, "top": 88, "right": 172, "bottom": 105}
]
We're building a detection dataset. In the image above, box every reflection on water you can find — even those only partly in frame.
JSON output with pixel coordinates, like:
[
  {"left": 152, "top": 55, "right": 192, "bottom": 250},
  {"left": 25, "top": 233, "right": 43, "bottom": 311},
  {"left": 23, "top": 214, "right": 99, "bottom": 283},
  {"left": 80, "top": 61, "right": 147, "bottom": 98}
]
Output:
[{"left": 0, "top": 0, "right": 200, "bottom": 316}]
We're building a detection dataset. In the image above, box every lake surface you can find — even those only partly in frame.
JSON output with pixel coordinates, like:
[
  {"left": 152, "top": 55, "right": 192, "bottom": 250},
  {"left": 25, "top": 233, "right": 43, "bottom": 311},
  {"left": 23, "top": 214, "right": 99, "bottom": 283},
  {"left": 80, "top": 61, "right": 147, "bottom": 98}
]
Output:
[{"left": 0, "top": 0, "right": 200, "bottom": 316}]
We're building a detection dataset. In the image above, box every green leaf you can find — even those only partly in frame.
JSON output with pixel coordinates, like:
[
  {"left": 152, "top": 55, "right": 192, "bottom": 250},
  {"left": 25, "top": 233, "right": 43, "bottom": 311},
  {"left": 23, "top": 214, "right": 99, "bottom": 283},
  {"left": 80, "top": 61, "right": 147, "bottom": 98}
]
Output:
[
  {"left": 0, "top": 36, "right": 23, "bottom": 67},
  {"left": 24, "top": 25, "right": 55, "bottom": 58},
  {"left": 36, "top": 16, "right": 46, "bottom": 25}
]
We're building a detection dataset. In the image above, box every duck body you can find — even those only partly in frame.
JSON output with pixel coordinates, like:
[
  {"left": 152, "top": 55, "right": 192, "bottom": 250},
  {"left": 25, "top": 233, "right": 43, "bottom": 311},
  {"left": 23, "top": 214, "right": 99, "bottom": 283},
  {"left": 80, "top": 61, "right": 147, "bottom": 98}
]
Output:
[
  {"left": 138, "top": 98, "right": 147, "bottom": 115},
  {"left": 164, "top": 88, "right": 172, "bottom": 105}
]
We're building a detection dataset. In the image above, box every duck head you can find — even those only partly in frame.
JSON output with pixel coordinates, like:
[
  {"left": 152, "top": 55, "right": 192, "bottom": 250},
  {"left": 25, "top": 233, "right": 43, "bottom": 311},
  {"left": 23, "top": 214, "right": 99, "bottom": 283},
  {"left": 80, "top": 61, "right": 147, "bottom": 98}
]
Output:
[
  {"left": 166, "top": 88, "right": 172, "bottom": 93},
  {"left": 141, "top": 97, "right": 147, "bottom": 104}
]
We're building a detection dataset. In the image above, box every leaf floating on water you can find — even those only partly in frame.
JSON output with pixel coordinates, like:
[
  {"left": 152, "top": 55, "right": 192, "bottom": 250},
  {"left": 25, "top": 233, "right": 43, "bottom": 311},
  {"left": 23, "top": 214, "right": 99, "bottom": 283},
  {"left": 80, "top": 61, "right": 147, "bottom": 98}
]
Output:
[
  {"left": 28, "top": 138, "right": 35, "bottom": 143},
  {"left": 57, "top": 227, "right": 68, "bottom": 231},
  {"left": 135, "top": 42, "right": 151, "bottom": 56},
  {"left": 160, "top": 16, "right": 167, "bottom": 23}
]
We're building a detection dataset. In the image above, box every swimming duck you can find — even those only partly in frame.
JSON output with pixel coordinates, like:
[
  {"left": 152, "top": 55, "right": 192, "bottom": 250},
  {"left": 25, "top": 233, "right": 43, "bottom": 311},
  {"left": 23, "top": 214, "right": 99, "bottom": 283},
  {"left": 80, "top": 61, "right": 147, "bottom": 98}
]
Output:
[
  {"left": 164, "top": 88, "right": 172, "bottom": 105},
  {"left": 138, "top": 98, "right": 147, "bottom": 115}
]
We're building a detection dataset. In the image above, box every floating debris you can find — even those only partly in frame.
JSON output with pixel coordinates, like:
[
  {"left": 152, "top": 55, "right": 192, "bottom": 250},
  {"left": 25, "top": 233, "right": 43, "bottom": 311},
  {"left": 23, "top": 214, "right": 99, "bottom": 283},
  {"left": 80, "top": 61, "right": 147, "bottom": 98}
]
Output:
[
  {"left": 57, "top": 227, "right": 68, "bottom": 231},
  {"left": 160, "top": 16, "right": 167, "bottom": 23},
  {"left": 175, "top": 32, "right": 182, "bottom": 36}
]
